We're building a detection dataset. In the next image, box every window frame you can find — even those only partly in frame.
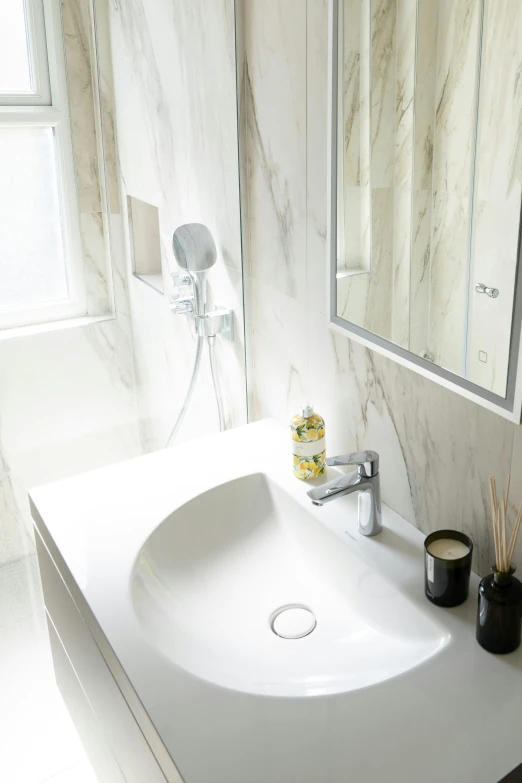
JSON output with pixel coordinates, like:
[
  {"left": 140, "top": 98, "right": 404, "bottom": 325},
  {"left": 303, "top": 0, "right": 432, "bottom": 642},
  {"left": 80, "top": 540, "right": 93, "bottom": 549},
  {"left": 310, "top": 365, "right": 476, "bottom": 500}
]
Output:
[{"left": 0, "top": 0, "right": 88, "bottom": 330}]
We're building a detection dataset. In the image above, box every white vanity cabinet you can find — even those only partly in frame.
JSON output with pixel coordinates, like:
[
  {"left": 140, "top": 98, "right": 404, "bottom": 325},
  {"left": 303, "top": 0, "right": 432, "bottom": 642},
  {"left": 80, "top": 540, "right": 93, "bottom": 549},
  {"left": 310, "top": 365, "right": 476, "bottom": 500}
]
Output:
[{"left": 34, "top": 523, "right": 183, "bottom": 783}]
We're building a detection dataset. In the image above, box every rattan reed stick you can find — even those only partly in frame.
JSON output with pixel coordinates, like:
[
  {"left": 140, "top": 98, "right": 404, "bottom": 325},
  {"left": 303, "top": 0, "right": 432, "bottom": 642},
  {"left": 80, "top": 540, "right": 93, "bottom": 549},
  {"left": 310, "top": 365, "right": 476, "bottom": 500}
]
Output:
[
  {"left": 507, "top": 506, "right": 522, "bottom": 566},
  {"left": 490, "top": 477, "right": 500, "bottom": 571},
  {"left": 489, "top": 475, "right": 522, "bottom": 573}
]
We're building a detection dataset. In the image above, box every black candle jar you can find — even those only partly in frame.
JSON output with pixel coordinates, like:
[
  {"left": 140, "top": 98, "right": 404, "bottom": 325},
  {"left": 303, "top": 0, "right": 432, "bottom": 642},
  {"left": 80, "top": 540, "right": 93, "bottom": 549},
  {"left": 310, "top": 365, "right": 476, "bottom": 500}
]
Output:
[
  {"left": 424, "top": 530, "right": 473, "bottom": 607},
  {"left": 476, "top": 567, "right": 522, "bottom": 654}
]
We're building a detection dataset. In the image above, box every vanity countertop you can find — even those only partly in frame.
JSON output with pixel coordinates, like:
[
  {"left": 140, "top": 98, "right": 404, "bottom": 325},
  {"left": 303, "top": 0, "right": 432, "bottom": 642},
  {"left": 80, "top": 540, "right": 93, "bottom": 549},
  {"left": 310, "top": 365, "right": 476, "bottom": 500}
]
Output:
[{"left": 30, "top": 420, "right": 522, "bottom": 783}]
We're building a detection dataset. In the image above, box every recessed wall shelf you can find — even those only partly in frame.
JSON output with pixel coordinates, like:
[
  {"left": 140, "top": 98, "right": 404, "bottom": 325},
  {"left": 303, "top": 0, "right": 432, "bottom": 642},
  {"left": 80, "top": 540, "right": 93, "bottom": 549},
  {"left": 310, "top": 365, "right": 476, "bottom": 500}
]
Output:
[{"left": 127, "top": 195, "right": 164, "bottom": 295}]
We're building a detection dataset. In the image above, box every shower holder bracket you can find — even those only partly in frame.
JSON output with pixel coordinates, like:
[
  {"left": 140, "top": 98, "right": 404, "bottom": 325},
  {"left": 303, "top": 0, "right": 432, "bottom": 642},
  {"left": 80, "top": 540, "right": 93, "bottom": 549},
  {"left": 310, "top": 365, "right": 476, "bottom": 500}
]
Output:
[
  {"left": 171, "top": 298, "right": 194, "bottom": 314},
  {"left": 195, "top": 307, "right": 234, "bottom": 341}
]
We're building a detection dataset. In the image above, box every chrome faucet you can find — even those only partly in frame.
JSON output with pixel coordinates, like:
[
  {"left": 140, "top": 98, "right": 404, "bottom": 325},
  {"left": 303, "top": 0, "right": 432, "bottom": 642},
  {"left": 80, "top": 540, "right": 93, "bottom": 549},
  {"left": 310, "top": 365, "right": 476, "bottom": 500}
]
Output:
[{"left": 307, "top": 451, "right": 382, "bottom": 537}]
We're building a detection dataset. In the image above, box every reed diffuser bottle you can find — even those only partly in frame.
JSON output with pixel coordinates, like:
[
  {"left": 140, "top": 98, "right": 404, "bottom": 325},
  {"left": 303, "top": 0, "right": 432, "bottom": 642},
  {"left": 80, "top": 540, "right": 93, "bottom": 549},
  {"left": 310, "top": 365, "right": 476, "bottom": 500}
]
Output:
[{"left": 476, "top": 476, "right": 522, "bottom": 655}]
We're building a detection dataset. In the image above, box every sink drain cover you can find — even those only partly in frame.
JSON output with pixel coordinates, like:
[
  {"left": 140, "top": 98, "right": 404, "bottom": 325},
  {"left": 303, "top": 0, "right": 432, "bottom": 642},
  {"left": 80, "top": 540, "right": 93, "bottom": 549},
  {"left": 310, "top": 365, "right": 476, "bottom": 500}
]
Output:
[{"left": 270, "top": 604, "right": 316, "bottom": 639}]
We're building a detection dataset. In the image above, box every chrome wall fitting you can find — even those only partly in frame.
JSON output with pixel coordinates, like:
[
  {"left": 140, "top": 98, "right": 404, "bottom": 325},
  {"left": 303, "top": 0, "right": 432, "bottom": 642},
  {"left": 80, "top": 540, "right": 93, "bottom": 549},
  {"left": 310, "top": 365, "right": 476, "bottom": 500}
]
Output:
[
  {"left": 170, "top": 271, "right": 194, "bottom": 313},
  {"left": 475, "top": 283, "right": 500, "bottom": 298},
  {"left": 195, "top": 307, "right": 234, "bottom": 340}
]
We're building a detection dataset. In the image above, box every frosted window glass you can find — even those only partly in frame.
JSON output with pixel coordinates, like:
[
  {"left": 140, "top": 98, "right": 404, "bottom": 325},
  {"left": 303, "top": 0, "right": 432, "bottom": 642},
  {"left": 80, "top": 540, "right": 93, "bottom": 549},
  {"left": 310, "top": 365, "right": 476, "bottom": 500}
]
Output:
[
  {"left": 0, "top": 1, "right": 32, "bottom": 94},
  {"left": 0, "top": 127, "right": 69, "bottom": 308}
]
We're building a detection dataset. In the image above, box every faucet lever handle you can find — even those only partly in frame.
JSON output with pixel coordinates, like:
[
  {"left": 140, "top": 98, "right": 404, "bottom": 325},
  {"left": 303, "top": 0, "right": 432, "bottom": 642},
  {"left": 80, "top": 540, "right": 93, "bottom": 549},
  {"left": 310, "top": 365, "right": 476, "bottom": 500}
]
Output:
[{"left": 325, "top": 450, "right": 379, "bottom": 477}]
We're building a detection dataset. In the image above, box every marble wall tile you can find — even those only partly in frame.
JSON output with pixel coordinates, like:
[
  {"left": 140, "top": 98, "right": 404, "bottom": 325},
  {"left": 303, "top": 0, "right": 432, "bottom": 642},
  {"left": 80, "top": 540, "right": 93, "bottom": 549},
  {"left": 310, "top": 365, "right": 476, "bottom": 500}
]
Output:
[
  {"left": 243, "top": 0, "right": 307, "bottom": 300},
  {"left": 247, "top": 279, "right": 308, "bottom": 423},
  {"left": 306, "top": 0, "right": 329, "bottom": 320},
  {"left": 390, "top": 0, "right": 415, "bottom": 348},
  {"left": 425, "top": 0, "right": 481, "bottom": 374},
  {"left": 80, "top": 212, "right": 112, "bottom": 316},
  {"left": 467, "top": 201, "right": 517, "bottom": 395},
  {"left": 394, "top": 0, "right": 416, "bottom": 190},
  {"left": 0, "top": 0, "right": 141, "bottom": 565},
  {"left": 338, "top": 0, "right": 370, "bottom": 275},
  {"left": 337, "top": 190, "right": 393, "bottom": 342},
  {"left": 0, "top": 317, "right": 142, "bottom": 565},
  {"left": 61, "top": 0, "right": 123, "bottom": 319},
  {"left": 432, "top": 0, "right": 481, "bottom": 196},
  {"left": 338, "top": 0, "right": 413, "bottom": 348},
  {"left": 245, "top": 0, "right": 520, "bottom": 578},
  {"left": 466, "top": 0, "right": 522, "bottom": 395},
  {"left": 412, "top": 0, "right": 437, "bottom": 192},
  {"left": 367, "top": 188, "right": 394, "bottom": 335},
  {"left": 109, "top": 0, "right": 247, "bottom": 453},
  {"left": 391, "top": 187, "right": 411, "bottom": 348},
  {"left": 506, "top": 425, "right": 522, "bottom": 570},
  {"left": 370, "top": 0, "right": 396, "bottom": 189},
  {"left": 409, "top": 189, "right": 432, "bottom": 357},
  {"left": 61, "top": 0, "right": 102, "bottom": 213},
  {"left": 92, "top": 0, "right": 120, "bottom": 215},
  {"left": 340, "top": 0, "right": 365, "bottom": 187},
  {"left": 429, "top": 190, "right": 469, "bottom": 373}
]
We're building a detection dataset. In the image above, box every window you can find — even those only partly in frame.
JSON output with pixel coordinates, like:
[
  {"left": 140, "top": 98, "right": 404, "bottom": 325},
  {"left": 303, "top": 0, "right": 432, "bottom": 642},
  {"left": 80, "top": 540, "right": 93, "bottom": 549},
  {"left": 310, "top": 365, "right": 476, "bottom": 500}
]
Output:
[{"left": 0, "top": 0, "right": 87, "bottom": 329}]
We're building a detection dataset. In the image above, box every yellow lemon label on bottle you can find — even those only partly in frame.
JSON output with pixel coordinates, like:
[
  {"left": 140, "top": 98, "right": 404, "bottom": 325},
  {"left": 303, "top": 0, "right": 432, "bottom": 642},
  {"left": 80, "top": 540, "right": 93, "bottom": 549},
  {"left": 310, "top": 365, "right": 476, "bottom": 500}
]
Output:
[{"left": 290, "top": 412, "right": 326, "bottom": 481}]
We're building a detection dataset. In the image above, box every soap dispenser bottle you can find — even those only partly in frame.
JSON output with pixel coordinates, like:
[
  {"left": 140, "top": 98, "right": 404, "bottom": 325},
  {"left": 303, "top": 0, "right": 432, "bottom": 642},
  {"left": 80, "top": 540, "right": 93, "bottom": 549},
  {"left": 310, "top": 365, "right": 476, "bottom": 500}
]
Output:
[{"left": 291, "top": 405, "right": 326, "bottom": 480}]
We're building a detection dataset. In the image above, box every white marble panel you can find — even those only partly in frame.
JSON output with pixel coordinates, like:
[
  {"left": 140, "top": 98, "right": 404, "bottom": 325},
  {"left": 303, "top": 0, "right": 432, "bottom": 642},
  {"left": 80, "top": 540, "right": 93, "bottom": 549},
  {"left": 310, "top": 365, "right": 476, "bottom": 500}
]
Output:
[
  {"left": 432, "top": 0, "right": 480, "bottom": 198},
  {"left": 507, "top": 426, "right": 522, "bottom": 571},
  {"left": 243, "top": 0, "right": 307, "bottom": 299},
  {"left": 391, "top": 187, "right": 411, "bottom": 348},
  {"left": 0, "top": 0, "right": 140, "bottom": 566},
  {"left": 409, "top": 189, "right": 432, "bottom": 357},
  {"left": 413, "top": 0, "right": 480, "bottom": 372},
  {"left": 467, "top": 0, "right": 522, "bottom": 394},
  {"left": 429, "top": 190, "right": 469, "bottom": 374},
  {"left": 247, "top": 279, "right": 308, "bottom": 423},
  {"left": 81, "top": 211, "right": 112, "bottom": 316},
  {"left": 109, "top": 0, "right": 247, "bottom": 452},
  {"left": 245, "top": 0, "right": 519, "bottom": 579},
  {"left": 62, "top": 0, "right": 102, "bottom": 213},
  {"left": 341, "top": 0, "right": 364, "bottom": 187},
  {"left": 306, "top": 0, "right": 329, "bottom": 319},
  {"left": 370, "top": 0, "right": 396, "bottom": 189},
  {"left": 413, "top": 1, "right": 437, "bottom": 191},
  {"left": 394, "top": 0, "right": 416, "bottom": 190}
]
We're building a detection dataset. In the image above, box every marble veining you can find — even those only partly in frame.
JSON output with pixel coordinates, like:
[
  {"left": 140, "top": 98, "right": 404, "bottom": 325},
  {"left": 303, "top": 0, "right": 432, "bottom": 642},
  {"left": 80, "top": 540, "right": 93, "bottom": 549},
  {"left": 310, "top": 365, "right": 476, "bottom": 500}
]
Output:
[
  {"left": 335, "top": 0, "right": 522, "bottom": 395},
  {"left": 243, "top": 0, "right": 307, "bottom": 301},
  {"left": 244, "top": 0, "right": 522, "bottom": 577},
  {"left": 466, "top": 0, "right": 522, "bottom": 395},
  {"left": 109, "top": 0, "right": 247, "bottom": 452},
  {"left": 0, "top": 0, "right": 141, "bottom": 567}
]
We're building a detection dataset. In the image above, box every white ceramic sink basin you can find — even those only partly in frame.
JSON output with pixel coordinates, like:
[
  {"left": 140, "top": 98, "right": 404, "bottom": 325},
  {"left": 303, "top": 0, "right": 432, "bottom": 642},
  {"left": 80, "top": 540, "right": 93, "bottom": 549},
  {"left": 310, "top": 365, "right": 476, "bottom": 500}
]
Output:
[
  {"left": 31, "top": 421, "right": 522, "bottom": 782},
  {"left": 132, "top": 472, "right": 448, "bottom": 696}
]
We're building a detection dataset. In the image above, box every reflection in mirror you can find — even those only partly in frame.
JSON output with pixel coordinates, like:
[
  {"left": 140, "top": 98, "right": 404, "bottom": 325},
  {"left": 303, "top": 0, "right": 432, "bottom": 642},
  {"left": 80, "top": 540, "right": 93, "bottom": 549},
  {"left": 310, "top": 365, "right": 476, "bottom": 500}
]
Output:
[{"left": 335, "top": 0, "right": 522, "bottom": 397}]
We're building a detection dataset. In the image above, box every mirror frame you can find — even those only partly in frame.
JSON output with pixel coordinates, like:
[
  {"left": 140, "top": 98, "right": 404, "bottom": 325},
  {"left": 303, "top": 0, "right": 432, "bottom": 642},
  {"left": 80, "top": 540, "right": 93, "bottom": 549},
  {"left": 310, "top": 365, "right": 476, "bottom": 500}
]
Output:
[{"left": 326, "top": 0, "right": 522, "bottom": 423}]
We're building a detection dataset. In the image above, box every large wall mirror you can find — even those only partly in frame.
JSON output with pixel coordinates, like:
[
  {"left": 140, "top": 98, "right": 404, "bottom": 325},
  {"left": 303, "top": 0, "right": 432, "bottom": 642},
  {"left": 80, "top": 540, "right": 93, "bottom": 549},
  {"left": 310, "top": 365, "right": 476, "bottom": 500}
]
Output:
[{"left": 328, "top": 0, "right": 522, "bottom": 421}]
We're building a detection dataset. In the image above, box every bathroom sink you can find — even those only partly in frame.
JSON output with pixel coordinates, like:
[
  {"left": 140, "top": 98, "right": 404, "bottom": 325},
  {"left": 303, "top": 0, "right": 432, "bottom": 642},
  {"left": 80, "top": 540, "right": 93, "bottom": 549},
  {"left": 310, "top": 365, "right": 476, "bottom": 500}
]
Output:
[
  {"left": 132, "top": 472, "right": 448, "bottom": 696},
  {"left": 31, "top": 421, "right": 522, "bottom": 783}
]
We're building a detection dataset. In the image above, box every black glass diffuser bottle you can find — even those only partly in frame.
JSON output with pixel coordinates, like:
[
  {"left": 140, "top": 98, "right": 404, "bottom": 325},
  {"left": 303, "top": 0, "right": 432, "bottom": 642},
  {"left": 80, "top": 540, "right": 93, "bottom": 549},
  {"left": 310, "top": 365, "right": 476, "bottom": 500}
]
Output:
[{"left": 476, "top": 566, "right": 522, "bottom": 654}]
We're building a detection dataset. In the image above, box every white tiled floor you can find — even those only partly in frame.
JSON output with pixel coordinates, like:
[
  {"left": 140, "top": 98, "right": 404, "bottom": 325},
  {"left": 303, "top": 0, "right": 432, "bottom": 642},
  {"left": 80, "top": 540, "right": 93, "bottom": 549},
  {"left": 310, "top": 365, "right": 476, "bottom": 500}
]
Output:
[{"left": 0, "top": 555, "right": 98, "bottom": 783}]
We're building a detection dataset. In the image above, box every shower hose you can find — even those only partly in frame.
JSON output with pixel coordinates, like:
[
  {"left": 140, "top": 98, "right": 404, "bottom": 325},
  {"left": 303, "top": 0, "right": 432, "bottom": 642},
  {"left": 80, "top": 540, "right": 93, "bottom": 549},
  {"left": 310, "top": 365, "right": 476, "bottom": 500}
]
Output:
[{"left": 166, "top": 333, "right": 225, "bottom": 447}]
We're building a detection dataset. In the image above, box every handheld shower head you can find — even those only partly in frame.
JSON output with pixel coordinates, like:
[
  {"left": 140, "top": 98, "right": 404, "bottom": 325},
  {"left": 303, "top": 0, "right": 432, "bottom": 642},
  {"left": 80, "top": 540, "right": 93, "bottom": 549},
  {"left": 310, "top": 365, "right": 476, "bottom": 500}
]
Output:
[
  {"left": 172, "top": 223, "right": 217, "bottom": 275},
  {"left": 172, "top": 223, "right": 217, "bottom": 316}
]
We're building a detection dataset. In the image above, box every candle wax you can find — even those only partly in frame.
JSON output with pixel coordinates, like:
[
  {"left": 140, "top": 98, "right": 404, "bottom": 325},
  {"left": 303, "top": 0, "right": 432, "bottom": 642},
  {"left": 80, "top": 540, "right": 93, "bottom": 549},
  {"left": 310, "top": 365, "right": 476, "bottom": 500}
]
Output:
[{"left": 427, "top": 538, "right": 470, "bottom": 560}]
